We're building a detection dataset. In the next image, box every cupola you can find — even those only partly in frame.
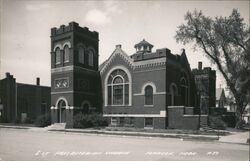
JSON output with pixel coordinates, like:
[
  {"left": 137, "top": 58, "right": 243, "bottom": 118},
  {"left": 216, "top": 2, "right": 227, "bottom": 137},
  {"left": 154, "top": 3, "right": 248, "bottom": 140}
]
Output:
[{"left": 134, "top": 39, "right": 153, "bottom": 53}]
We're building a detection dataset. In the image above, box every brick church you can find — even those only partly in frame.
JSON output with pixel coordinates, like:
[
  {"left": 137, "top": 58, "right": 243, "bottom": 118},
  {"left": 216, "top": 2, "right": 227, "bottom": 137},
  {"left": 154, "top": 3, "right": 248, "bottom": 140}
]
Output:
[{"left": 49, "top": 22, "right": 216, "bottom": 129}]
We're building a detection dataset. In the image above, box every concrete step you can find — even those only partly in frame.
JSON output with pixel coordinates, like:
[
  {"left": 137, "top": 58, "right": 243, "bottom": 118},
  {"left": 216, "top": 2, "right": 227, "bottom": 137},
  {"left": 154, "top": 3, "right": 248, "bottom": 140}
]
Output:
[{"left": 45, "top": 123, "right": 66, "bottom": 130}]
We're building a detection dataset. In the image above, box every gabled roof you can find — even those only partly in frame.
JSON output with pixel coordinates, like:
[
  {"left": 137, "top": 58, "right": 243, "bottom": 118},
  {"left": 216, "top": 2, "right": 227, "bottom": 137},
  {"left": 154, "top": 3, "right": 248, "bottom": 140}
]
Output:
[{"left": 99, "top": 45, "right": 134, "bottom": 74}]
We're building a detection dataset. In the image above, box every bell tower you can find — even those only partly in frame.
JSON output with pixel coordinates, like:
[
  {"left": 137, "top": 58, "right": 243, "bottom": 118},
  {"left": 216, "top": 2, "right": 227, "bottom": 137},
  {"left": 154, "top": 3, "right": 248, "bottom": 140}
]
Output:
[{"left": 50, "top": 22, "right": 101, "bottom": 127}]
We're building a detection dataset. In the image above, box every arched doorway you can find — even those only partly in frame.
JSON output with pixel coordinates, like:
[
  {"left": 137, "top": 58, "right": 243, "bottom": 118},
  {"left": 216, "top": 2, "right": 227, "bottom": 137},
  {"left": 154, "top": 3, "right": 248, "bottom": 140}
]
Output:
[{"left": 56, "top": 99, "right": 67, "bottom": 123}]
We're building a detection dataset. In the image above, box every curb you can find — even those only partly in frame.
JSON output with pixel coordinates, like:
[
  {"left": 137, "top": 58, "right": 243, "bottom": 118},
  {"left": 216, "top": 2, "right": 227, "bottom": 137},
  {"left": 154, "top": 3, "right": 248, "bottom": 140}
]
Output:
[
  {"left": 0, "top": 125, "right": 30, "bottom": 129},
  {"left": 48, "top": 129, "right": 219, "bottom": 141},
  {"left": 218, "top": 141, "right": 249, "bottom": 146}
]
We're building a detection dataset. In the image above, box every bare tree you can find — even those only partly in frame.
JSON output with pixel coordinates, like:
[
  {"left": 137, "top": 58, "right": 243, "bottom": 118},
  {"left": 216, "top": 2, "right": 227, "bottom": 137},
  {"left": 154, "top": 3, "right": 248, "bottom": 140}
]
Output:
[{"left": 175, "top": 9, "right": 250, "bottom": 128}]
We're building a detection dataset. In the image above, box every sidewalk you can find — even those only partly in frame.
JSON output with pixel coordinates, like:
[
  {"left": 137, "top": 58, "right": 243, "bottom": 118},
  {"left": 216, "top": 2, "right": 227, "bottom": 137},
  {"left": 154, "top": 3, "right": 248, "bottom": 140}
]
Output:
[
  {"left": 219, "top": 131, "right": 249, "bottom": 145},
  {"left": 1, "top": 124, "right": 248, "bottom": 145}
]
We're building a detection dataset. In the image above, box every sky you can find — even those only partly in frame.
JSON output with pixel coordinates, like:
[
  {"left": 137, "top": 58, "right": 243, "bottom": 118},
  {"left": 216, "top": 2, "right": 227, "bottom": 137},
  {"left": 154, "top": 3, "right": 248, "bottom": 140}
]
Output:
[{"left": 0, "top": 0, "right": 249, "bottom": 88}]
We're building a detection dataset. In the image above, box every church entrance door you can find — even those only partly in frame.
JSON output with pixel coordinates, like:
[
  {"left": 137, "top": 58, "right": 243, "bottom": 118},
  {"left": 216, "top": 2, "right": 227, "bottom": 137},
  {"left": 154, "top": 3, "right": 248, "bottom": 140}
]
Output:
[{"left": 58, "top": 100, "right": 67, "bottom": 123}]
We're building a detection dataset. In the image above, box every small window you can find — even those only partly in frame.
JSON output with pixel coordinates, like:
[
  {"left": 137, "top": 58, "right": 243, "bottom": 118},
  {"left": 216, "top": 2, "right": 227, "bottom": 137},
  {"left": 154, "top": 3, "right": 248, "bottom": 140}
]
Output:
[
  {"left": 119, "top": 117, "right": 125, "bottom": 125},
  {"left": 144, "top": 118, "right": 153, "bottom": 128},
  {"left": 78, "top": 47, "right": 84, "bottom": 64},
  {"left": 145, "top": 85, "right": 153, "bottom": 105},
  {"left": 63, "top": 45, "right": 70, "bottom": 63},
  {"left": 128, "top": 117, "right": 134, "bottom": 126},
  {"left": 55, "top": 47, "right": 61, "bottom": 64},
  {"left": 111, "top": 117, "right": 118, "bottom": 126}
]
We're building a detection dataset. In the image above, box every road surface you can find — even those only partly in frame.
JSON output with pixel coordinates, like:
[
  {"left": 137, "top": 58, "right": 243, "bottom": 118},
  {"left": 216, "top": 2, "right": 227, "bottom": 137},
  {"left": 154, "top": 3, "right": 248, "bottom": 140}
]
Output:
[{"left": 0, "top": 128, "right": 249, "bottom": 161}]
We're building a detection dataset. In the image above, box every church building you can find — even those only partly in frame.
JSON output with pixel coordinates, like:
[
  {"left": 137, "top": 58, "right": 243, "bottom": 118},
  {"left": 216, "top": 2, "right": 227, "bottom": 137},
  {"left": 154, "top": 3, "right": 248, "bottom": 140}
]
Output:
[
  {"left": 100, "top": 40, "right": 198, "bottom": 129},
  {"left": 49, "top": 22, "right": 215, "bottom": 130}
]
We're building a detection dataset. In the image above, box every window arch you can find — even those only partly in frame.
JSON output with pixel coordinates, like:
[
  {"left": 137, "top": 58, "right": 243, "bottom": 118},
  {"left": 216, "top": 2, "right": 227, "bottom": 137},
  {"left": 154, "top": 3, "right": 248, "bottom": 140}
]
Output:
[
  {"left": 107, "top": 69, "right": 130, "bottom": 105},
  {"left": 180, "top": 77, "right": 189, "bottom": 106},
  {"left": 88, "top": 50, "right": 94, "bottom": 66},
  {"left": 55, "top": 47, "right": 61, "bottom": 64},
  {"left": 63, "top": 45, "right": 69, "bottom": 63},
  {"left": 78, "top": 46, "right": 85, "bottom": 64},
  {"left": 81, "top": 101, "right": 91, "bottom": 114},
  {"left": 145, "top": 85, "right": 153, "bottom": 105}
]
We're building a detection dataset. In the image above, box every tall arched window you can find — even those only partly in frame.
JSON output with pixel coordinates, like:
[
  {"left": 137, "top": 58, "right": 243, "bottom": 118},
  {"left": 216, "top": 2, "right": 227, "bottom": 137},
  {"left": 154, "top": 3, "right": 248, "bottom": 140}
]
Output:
[
  {"left": 78, "top": 46, "right": 84, "bottom": 64},
  {"left": 63, "top": 45, "right": 69, "bottom": 63},
  {"left": 145, "top": 85, "right": 153, "bottom": 105},
  {"left": 55, "top": 47, "right": 61, "bottom": 64},
  {"left": 88, "top": 50, "right": 94, "bottom": 66},
  {"left": 107, "top": 69, "right": 129, "bottom": 105},
  {"left": 180, "top": 78, "right": 188, "bottom": 106},
  {"left": 170, "top": 84, "right": 178, "bottom": 106}
]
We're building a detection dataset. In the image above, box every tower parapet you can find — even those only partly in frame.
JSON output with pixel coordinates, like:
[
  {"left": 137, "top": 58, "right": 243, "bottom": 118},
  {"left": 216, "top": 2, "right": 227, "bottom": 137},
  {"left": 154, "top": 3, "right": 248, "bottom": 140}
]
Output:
[
  {"left": 51, "top": 21, "right": 98, "bottom": 39},
  {"left": 192, "top": 62, "right": 216, "bottom": 114}
]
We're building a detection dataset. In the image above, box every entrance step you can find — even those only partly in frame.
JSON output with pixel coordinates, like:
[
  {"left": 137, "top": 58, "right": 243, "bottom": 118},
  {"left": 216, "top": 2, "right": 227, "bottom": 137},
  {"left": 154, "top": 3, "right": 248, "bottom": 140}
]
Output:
[
  {"left": 45, "top": 123, "right": 66, "bottom": 130},
  {"left": 200, "top": 123, "right": 215, "bottom": 131}
]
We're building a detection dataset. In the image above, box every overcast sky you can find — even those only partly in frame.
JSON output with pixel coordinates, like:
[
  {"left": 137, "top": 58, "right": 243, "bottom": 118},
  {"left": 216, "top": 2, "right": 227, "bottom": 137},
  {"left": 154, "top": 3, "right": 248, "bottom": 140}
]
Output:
[{"left": 0, "top": 0, "right": 249, "bottom": 87}]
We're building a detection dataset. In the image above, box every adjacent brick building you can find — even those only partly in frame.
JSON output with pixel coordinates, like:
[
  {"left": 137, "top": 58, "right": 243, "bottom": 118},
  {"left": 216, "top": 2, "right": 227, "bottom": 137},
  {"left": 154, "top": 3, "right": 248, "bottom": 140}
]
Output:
[{"left": 0, "top": 73, "right": 50, "bottom": 122}]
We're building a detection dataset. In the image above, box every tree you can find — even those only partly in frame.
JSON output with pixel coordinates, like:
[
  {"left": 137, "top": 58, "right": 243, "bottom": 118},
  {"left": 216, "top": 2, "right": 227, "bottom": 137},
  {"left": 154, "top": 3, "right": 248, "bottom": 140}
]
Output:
[{"left": 175, "top": 9, "right": 250, "bottom": 128}]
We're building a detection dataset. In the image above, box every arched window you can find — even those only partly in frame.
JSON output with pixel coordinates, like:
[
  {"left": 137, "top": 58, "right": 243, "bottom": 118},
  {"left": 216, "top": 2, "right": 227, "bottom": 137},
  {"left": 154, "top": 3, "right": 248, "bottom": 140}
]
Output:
[
  {"left": 170, "top": 84, "right": 178, "bottom": 106},
  {"left": 82, "top": 102, "right": 90, "bottom": 114},
  {"left": 55, "top": 47, "right": 61, "bottom": 64},
  {"left": 107, "top": 69, "right": 129, "bottom": 105},
  {"left": 145, "top": 85, "right": 153, "bottom": 105},
  {"left": 88, "top": 50, "right": 94, "bottom": 66},
  {"left": 180, "top": 78, "right": 188, "bottom": 106},
  {"left": 78, "top": 46, "right": 84, "bottom": 64},
  {"left": 63, "top": 45, "right": 69, "bottom": 63}
]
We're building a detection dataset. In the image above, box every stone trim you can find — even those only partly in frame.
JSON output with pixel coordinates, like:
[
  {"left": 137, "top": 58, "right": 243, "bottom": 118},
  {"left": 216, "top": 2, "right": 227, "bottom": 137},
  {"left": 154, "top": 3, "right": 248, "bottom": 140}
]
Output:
[
  {"left": 133, "top": 67, "right": 166, "bottom": 73},
  {"left": 103, "top": 111, "right": 166, "bottom": 118},
  {"left": 51, "top": 91, "right": 96, "bottom": 95},
  {"left": 51, "top": 65, "right": 98, "bottom": 74},
  {"left": 168, "top": 106, "right": 185, "bottom": 108},
  {"left": 183, "top": 115, "right": 199, "bottom": 117},
  {"left": 133, "top": 92, "right": 166, "bottom": 96}
]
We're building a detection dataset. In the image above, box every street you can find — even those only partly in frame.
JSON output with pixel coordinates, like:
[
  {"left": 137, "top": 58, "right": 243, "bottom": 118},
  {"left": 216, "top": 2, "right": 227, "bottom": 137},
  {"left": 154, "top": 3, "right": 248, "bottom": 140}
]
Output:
[{"left": 0, "top": 128, "right": 249, "bottom": 161}]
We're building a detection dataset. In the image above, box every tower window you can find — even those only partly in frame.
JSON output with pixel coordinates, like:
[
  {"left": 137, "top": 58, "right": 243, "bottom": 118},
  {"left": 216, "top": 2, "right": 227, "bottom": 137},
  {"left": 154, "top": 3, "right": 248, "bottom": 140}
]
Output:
[
  {"left": 145, "top": 85, "right": 153, "bottom": 105},
  {"left": 78, "top": 46, "right": 84, "bottom": 64},
  {"left": 55, "top": 47, "right": 61, "bottom": 64},
  {"left": 63, "top": 45, "right": 69, "bottom": 63}
]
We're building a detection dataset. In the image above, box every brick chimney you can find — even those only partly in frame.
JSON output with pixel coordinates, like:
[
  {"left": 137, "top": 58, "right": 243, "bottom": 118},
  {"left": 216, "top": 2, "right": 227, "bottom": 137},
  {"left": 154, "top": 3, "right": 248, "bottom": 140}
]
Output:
[
  {"left": 36, "top": 77, "right": 40, "bottom": 86},
  {"left": 198, "top": 62, "right": 202, "bottom": 70}
]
